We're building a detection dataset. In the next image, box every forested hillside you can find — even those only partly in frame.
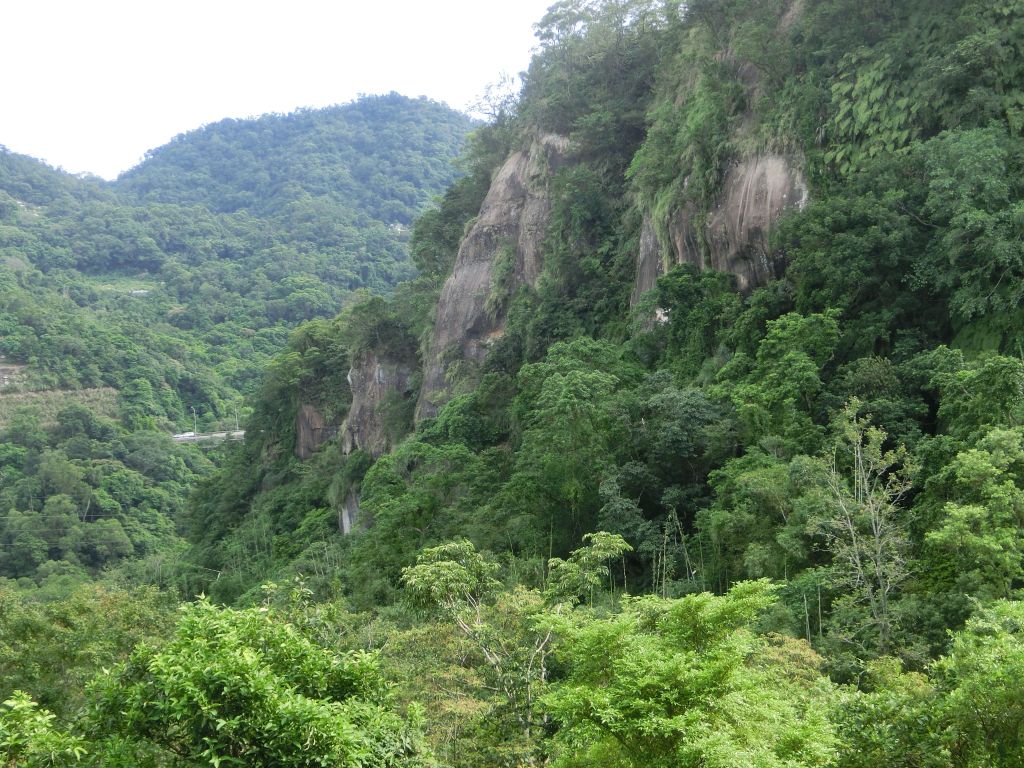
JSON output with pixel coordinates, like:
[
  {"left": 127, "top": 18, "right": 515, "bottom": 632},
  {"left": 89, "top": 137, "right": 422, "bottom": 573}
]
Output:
[
  {"left": 7, "top": 0, "right": 1024, "bottom": 766},
  {"left": 1, "top": 94, "right": 472, "bottom": 395},
  {"left": 0, "top": 95, "right": 472, "bottom": 592},
  {"left": 116, "top": 94, "right": 470, "bottom": 222}
]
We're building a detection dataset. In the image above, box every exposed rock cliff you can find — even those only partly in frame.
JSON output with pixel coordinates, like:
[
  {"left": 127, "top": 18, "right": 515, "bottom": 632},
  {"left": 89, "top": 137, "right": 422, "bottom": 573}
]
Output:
[
  {"left": 629, "top": 216, "right": 664, "bottom": 307},
  {"left": 341, "top": 351, "right": 414, "bottom": 458},
  {"left": 631, "top": 154, "right": 808, "bottom": 302},
  {"left": 294, "top": 404, "right": 337, "bottom": 460},
  {"left": 338, "top": 487, "right": 360, "bottom": 535},
  {"left": 416, "top": 133, "right": 570, "bottom": 421}
]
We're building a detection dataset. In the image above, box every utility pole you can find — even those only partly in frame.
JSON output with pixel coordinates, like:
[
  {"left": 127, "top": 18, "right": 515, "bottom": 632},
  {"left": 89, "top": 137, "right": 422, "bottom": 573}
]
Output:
[
  {"left": 234, "top": 404, "right": 239, "bottom": 431},
  {"left": 191, "top": 406, "right": 198, "bottom": 435}
]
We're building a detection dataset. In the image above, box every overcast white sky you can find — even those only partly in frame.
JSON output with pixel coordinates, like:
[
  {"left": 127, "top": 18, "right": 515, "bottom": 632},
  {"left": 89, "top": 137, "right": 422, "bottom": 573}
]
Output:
[{"left": 2, "top": 0, "right": 554, "bottom": 179}]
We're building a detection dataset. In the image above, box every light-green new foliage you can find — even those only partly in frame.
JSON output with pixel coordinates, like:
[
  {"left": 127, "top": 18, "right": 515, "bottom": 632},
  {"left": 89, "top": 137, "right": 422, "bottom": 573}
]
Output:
[
  {"left": 0, "top": 693, "right": 85, "bottom": 768},
  {"left": 86, "top": 599, "right": 428, "bottom": 768},
  {"left": 541, "top": 580, "right": 837, "bottom": 768},
  {"left": 935, "top": 600, "right": 1024, "bottom": 767}
]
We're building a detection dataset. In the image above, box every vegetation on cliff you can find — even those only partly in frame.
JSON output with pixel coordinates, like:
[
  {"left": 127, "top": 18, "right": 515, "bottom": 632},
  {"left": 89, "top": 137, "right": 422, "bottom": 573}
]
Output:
[{"left": 6, "top": 0, "right": 1024, "bottom": 765}]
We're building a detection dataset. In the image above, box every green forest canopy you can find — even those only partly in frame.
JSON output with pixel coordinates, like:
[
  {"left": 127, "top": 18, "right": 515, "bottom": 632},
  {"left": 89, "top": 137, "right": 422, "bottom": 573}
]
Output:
[{"left": 7, "top": 0, "right": 1024, "bottom": 766}]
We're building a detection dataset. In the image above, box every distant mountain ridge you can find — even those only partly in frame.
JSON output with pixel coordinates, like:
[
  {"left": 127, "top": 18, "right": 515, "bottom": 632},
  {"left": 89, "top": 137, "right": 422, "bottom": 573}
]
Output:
[
  {"left": 0, "top": 93, "right": 475, "bottom": 409},
  {"left": 114, "top": 93, "right": 477, "bottom": 223}
]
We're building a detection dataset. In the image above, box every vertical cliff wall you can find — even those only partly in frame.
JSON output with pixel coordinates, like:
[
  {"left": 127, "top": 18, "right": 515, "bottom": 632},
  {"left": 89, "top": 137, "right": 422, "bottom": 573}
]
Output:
[
  {"left": 338, "top": 487, "right": 361, "bottom": 535},
  {"left": 328, "top": 350, "right": 414, "bottom": 536},
  {"left": 340, "top": 350, "right": 414, "bottom": 458},
  {"left": 632, "top": 154, "right": 808, "bottom": 302},
  {"left": 416, "top": 133, "right": 570, "bottom": 420},
  {"left": 294, "top": 404, "right": 338, "bottom": 460}
]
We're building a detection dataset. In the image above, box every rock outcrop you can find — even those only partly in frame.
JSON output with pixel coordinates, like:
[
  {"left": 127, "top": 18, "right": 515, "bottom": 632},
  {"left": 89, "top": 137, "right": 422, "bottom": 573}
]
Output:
[
  {"left": 340, "top": 351, "right": 414, "bottom": 458},
  {"left": 631, "top": 154, "right": 808, "bottom": 302},
  {"left": 629, "top": 216, "right": 664, "bottom": 307},
  {"left": 294, "top": 404, "right": 337, "bottom": 460},
  {"left": 416, "top": 133, "right": 570, "bottom": 421},
  {"left": 338, "top": 487, "right": 360, "bottom": 535}
]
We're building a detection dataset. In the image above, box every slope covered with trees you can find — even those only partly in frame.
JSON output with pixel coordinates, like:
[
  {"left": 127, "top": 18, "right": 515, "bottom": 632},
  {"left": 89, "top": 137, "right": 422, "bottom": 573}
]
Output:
[
  {"left": 116, "top": 94, "right": 471, "bottom": 222},
  {"left": 169, "top": 0, "right": 1024, "bottom": 764},
  {"left": 7, "top": 0, "right": 1024, "bottom": 765},
  {"left": 1, "top": 95, "right": 472, "bottom": 406},
  {"left": 0, "top": 95, "right": 473, "bottom": 590}
]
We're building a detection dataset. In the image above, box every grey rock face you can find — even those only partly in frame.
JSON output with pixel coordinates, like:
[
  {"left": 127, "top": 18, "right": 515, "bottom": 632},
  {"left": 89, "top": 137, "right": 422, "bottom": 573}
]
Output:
[
  {"left": 294, "top": 404, "right": 335, "bottom": 460},
  {"left": 341, "top": 351, "right": 414, "bottom": 458},
  {"left": 631, "top": 154, "right": 808, "bottom": 302},
  {"left": 416, "top": 133, "right": 570, "bottom": 420},
  {"left": 338, "top": 487, "right": 360, "bottom": 535},
  {"left": 629, "top": 216, "right": 664, "bottom": 307},
  {"left": 704, "top": 155, "right": 808, "bottom": 291}
]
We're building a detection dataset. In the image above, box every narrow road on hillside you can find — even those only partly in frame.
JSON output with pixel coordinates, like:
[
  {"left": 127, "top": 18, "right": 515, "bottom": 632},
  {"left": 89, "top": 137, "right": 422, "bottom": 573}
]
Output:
[{"left": 171, "top": 430, "right": 245, "bottom": 443}]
